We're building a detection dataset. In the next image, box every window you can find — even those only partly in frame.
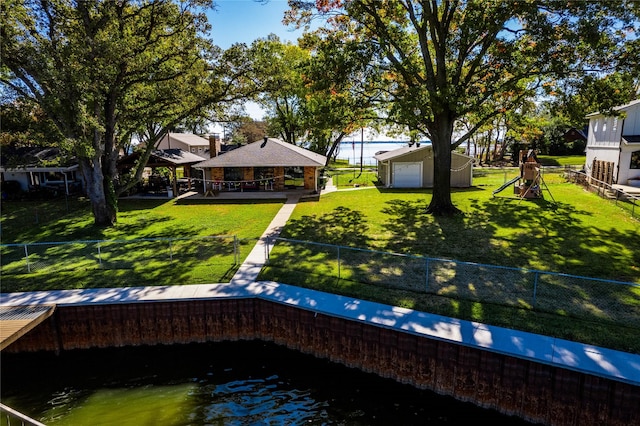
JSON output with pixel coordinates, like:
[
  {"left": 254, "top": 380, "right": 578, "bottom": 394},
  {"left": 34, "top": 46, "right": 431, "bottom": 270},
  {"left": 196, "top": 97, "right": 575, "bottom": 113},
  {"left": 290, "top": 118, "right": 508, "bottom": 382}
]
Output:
[
  {"left": 631, "top": 151, "right": 640, "bottom": 169},
  {"left": 254, "top": 167, "right": 274, "bottom": 180},
  {"left": 594, "top": 119, "right": 599, "bottom": 133},
  {"left": 43, "top": 171, "right": 65, "bottom": 182},
  {"left": 613, "top": 117, "right": 618, "bottom": 132},
  {"left": 191, "top": 148, "right": 196, "bottom": 153},
  {"left": 224, "top": 167, "right": 243, "bottom": 181},
  {"left": 602, "top": 121, "right": 607, "bottom": 132}
]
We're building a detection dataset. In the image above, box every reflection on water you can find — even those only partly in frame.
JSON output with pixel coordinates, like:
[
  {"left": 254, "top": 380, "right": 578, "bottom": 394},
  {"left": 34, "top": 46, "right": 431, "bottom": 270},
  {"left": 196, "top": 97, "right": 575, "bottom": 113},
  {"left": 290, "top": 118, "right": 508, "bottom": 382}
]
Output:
[{"left": 1, "top": 341, "right": 536, "bottom": 425}]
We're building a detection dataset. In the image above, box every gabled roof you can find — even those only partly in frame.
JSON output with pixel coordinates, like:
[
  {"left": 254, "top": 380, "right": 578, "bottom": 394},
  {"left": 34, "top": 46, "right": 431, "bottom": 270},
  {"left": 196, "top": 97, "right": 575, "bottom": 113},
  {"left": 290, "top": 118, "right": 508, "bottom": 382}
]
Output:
[
  {"left": 374, "top": 144, "right": 473, "bottom": 162},
  {"left": 152, "top": 149, "right": 207, "bottom": 165},
  {"left": 164, "top": 133, "right": 210, "bottom": 147},
  {"left": 585, "top": 99, "right": 640, "bottom": 118},
  {"left": 118, "top": 149, "right": 204, "bottom": 168},
  {"left": 193, "top": 138, "right": 327, "bottom": 168},
  {"left": 0, "top": 146, "right": 77, "bottom": 170}
]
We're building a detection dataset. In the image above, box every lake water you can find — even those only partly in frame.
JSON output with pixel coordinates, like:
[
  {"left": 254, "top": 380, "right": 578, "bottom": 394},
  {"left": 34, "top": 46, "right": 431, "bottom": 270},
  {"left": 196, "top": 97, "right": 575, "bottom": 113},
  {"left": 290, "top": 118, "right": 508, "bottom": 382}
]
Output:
[
  {"left": 335, "top": 141, "right": 421, "bottom": 166},
  {"left": 1, "top": 341, "right": 536, "bottom": 425}
]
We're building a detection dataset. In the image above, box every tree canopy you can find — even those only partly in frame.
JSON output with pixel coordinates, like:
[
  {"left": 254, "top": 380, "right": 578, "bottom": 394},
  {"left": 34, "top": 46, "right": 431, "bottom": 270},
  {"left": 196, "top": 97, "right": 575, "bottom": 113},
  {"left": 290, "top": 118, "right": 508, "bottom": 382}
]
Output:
[
  {"left": 288, "top": 0, "right": 640, "bottom": 214},
  {"left": 1, "top": 0, "right": 252, "bottom": 226}
]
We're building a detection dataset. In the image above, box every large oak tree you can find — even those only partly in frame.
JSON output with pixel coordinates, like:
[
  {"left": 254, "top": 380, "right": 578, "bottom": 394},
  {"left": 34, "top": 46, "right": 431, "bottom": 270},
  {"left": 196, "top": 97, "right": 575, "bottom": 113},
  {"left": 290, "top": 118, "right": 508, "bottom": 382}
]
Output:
[
  {"left": 288, "top": 0, "right": 639, "bottom": 215},
  {"left": 1, "top": 0, "right": 251, "bottom": 226}
]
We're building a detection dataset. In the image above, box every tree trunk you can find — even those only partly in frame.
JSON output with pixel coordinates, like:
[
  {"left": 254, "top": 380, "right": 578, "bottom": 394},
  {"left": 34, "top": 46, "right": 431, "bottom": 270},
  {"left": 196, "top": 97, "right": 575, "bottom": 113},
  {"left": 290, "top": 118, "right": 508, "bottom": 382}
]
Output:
[
  {"left": 427, "top": 117, "right": 461, "bottom": 216},
  {"left": 324, "top": 132, "right": 346, "bottom": 166},
  {"left": 79, "top": 157, "right": 117, "bottom": 227}
]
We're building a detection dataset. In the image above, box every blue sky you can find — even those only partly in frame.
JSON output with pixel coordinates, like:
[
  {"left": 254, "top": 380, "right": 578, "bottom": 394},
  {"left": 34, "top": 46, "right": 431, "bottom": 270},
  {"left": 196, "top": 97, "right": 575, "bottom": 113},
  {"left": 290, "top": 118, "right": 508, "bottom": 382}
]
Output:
[
  {"left": 207, "top": 0, "right": 306, "bottom": 49},
  {"left": 206, "top": 1, "right": 308, "bottom": 120}
]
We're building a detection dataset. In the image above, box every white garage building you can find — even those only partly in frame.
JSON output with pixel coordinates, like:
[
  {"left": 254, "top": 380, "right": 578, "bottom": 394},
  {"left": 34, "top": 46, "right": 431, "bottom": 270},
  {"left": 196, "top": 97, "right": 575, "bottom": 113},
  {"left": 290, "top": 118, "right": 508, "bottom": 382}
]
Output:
[{"left": 374, "top": 144, "right": 474, "bottom": 188}]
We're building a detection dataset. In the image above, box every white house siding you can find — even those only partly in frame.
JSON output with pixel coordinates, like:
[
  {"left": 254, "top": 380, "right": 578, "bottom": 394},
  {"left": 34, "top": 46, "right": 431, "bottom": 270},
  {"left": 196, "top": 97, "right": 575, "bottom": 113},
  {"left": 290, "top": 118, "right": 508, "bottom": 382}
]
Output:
[
  {"left": 585, "top": 101, "right": 640, "bottom": 183},
  {"left": 622, "top": 102, "right": 640, "bottom": 135},
  {"left": 1, "top": 171, "right": 31, "bottom": 191},
  {"left": 621, "top": 103, "right": 640, "bottom": 183}
]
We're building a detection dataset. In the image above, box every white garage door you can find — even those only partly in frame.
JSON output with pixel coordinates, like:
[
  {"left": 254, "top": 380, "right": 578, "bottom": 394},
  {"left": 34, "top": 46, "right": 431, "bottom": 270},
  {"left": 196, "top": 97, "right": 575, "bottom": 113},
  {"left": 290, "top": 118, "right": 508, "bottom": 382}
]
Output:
[{"left": 392, "top": 162, "right": 422, "bottom": 188}]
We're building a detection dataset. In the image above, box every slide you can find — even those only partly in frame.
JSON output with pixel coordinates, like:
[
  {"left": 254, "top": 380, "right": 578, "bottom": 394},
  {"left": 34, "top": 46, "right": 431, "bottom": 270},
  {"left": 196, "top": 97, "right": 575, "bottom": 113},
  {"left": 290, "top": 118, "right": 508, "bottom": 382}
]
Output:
[{"left": 492, "top": 176, "right": 520, "bottom": 196}]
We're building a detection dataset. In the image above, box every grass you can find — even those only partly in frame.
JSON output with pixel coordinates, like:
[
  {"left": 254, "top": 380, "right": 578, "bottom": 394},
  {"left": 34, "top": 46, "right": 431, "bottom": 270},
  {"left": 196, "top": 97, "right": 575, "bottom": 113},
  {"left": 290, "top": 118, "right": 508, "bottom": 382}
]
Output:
[
  {"left": 259, "top": 168, "right": 640, "bottom": 353},
  {"left": 327, "top": 168, "right": 379, "bottom": 188},
  {"left": 1, "top": 198, "right": 283, "bottom": 292},
  {"left": 537, "top": 155, "right": 586, "bottom": 167},
  {"left": 2, "top": 166, "right": 639, "bottom": 353}
]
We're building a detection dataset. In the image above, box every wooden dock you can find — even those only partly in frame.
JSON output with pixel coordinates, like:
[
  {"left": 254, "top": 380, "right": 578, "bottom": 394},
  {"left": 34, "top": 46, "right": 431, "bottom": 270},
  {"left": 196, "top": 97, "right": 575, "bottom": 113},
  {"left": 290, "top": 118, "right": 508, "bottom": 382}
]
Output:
[{"left": 0, "top": 305, "right": 56, "bottom": 350}]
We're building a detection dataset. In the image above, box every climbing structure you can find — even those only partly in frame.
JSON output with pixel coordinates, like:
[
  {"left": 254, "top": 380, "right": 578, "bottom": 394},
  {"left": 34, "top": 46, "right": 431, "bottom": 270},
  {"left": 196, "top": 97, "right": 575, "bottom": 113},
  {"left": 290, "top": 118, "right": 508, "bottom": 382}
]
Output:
[
  {"left": 518, "top": 150, "right": 542, "bottom": 198},
  {"left": 492, "top": 149, "right": 554, "bottom": 202}
]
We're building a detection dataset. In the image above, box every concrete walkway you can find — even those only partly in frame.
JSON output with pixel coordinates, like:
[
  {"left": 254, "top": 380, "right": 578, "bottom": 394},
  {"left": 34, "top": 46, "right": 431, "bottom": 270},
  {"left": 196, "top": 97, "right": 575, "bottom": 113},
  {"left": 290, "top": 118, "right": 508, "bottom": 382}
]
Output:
[
  {"left": 230, "top": 177, "right": 339, "bottom": 284},
  {"left": 230, "top": 193, "right": 301, "bottom": 284}
]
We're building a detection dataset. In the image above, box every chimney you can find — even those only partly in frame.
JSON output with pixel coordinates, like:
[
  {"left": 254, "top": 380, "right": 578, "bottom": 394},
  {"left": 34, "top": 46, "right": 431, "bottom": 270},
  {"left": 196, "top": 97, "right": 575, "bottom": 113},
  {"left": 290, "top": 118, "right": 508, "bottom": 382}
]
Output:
[{"left": 209, "top": 134, "right": 221, "bottom": 158}]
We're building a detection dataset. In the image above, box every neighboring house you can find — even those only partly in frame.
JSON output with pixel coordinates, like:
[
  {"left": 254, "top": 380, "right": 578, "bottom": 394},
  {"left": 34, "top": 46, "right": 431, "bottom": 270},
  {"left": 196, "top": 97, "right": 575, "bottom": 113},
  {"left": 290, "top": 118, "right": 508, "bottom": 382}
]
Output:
[
  {"left": 374, "top": 144, "right": 474, "bottom": 188},
  {"left": 193, "top": 137, "right": 327, "bottom": 193},
  {"left": 584, "top": 99, "right": 640, "bottom": 185},
  {"left": 155, "top": 133, "right": 214, "bottom": 159},
  {"left": 0, "top": 146, "right": 83, "bottom": 196}
]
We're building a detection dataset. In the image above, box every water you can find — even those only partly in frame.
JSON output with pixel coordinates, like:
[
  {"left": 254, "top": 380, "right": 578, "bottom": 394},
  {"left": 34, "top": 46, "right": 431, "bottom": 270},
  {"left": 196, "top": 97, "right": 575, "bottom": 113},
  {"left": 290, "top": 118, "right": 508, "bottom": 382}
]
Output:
[
  {"left": 335, "top": 141, "right": 420, "bottom": 166},
  {"left": 1, "top": 341, "right": 537, "bottom": 425}
]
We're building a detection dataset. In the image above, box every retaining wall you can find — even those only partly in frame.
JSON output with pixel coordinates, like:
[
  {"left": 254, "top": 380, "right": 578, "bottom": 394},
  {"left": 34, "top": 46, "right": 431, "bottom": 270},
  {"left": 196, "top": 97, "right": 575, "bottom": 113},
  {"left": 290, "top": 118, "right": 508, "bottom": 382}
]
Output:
[{"left": 4, "top": 296, "right": 639, "bottom": 426}]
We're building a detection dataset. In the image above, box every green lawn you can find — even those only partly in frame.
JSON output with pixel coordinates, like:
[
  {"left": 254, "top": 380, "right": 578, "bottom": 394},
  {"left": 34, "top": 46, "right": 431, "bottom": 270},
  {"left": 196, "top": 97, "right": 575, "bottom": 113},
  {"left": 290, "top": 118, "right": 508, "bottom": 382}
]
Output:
[
  {"left": 2, "top": 167, "right": 639, "bottom": 353},
  {"left": 259, "top": 169, "right": 640, "bottom": 353},
  {"left": 1, "top": 198, "right": 283, "bottom": 291},
  {"left": 537, "top": 155, "right": 586, "bottom": 167},
  {"left": 327, "top": 168, "right": 379, "bottom": 188}
]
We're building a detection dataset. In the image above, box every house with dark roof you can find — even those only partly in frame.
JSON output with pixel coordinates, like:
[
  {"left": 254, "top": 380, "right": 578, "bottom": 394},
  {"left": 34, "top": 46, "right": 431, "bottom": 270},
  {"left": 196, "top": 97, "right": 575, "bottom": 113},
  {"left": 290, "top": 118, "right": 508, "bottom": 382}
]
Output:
[
  {"left": 155, "top": 133, "right": 213, "bottom": 159},
  {"left": 585, "top": 99, "right": 640, "bottom": 186},
  {"left": 374, "top": 144, "right": 474, "bottom": 188},
  {"left": 0, "top": 146, "right": 83, "bottom": 197},
  {"left": 193, "top": 137, "right": 327, "bottom": 193}
]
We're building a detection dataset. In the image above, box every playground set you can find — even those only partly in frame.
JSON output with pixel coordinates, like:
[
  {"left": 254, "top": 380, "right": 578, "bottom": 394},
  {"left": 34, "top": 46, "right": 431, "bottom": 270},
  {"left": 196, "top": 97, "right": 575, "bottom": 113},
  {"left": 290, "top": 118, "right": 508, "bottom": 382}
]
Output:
[{"left": 492, "top": 150, "right": 555, "bottom": 202}]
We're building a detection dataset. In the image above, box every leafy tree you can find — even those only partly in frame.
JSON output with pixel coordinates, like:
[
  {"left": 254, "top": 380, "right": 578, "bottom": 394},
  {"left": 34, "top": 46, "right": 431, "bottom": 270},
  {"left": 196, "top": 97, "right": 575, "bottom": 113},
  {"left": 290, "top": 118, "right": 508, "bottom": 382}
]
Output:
[
  {"left": 551, "top": 72, "right": 639, "bottom": 127},
  {"left": 251, "top": 35, "right": 310, "bottom": 144},
  {"left": 0, "top": 100, "right": 62, "bottom": 147},
  {"left": 250, "top": 34, "right": 379, "bottom": 163},
  {"left": 288, "top": 0, "right": 639, "bottom": 215},
  {"left": 298, "top": 30, "right": 380, "bottom": 164},
  {"left": 1, "top": 0, "right": 251, "bottom": 226}
]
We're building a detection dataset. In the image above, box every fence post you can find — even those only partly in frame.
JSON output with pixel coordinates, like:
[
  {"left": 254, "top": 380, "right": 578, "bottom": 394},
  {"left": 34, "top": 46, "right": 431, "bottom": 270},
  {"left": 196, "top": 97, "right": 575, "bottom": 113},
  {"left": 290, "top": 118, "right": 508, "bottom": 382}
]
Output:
[
  {"left": 234, "top": 235, "right": 239, "bottom": 265},
  {"left": 425, "top": 257, "right": 430, "bottom": 292},
  {"left": 337, "top": 245, "right": 341, "bottom": 279},
  {"left": 97, "top": 242, "right": 102, "bottom": 268},
  {"left": 532, "top": 271, "right": 539, "bottom": 308},
  {"left": 265, "top": 236, "right": 270, "bottom": 263},
  {"left": 24, "top": 244, "right": 30, "bottom": 273}
]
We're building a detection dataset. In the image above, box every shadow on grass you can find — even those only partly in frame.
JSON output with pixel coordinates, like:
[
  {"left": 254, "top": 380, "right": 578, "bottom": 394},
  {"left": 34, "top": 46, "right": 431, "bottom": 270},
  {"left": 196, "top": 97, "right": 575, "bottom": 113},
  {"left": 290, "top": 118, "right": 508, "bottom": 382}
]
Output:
[
  {"left": 1, "top": 236, "right": 240, "bottom": 293},
  {"left": 281, "top": 206, "right": 370, "bottom": 247}
]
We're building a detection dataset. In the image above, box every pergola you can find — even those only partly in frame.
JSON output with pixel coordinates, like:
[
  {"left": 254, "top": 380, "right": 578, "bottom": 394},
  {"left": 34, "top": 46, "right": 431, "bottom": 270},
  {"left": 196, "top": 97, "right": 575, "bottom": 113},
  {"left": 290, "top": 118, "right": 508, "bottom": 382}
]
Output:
[{"left": 118, "top": 149, "right": 206, "bottom": 197}]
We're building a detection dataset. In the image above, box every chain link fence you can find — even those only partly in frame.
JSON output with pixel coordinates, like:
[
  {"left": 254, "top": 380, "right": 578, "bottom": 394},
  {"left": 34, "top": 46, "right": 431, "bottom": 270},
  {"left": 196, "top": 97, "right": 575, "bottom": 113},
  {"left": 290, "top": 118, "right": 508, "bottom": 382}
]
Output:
[
  {"left": 0, "top": 236, "right": 249, "bottom": 291},
  {"left": 266, "top": 238, "right": 640, "bottom": 328}
]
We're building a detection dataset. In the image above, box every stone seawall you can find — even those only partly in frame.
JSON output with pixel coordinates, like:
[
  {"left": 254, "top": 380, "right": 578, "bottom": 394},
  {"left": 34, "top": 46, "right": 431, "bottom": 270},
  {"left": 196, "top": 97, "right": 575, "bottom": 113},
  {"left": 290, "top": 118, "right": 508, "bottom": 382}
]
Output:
[{"left": 5, "top": 297, "right": 639, "bottom": 426}]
